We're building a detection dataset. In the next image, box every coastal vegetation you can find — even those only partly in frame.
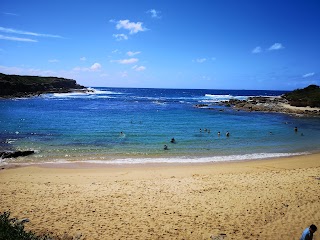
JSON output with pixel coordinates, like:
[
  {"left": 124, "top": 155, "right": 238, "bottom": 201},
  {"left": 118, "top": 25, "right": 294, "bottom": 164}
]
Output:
[
  {"left": 0, "top": 212, "right": 74, "bottom": 240},
  {"left": 0, "top": 211, "right": 46, "bottom": 240},
  {"left": 283, "top": 84, "right": 320, "bottom": 107},
  {"left": 0, "top": 73, "right": 85, "bottom": 98}
]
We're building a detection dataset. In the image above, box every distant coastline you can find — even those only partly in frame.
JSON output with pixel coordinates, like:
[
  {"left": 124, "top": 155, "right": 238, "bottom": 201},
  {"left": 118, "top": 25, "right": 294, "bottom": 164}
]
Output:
[
  {"left": 195, "top": 85, "right": 320, "bottom": 116},
  {"left": 0, "top": 73, "right": 87, "bottom": 98}
]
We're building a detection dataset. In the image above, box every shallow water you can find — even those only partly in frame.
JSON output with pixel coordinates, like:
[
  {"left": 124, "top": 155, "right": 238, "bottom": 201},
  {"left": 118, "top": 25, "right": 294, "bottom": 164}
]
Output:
[{"left": 1, "top": 87, "right": 320, "bottom": 164}]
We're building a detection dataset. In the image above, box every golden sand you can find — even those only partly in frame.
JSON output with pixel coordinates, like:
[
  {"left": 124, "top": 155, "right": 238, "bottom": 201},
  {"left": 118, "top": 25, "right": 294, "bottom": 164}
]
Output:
[{"left": 0, "top": 154, "right": 319, "bottom": 240}]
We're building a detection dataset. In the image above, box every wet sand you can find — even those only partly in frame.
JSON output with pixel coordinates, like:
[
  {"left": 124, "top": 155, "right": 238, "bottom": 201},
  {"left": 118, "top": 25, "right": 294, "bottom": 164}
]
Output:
[{"left": 0, "top": 154, "right": 319, "bottom": 240}]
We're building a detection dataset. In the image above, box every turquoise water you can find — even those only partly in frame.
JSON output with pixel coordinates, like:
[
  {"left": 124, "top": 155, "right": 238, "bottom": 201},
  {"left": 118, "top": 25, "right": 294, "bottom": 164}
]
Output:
[{"left": 1, "top": 87, "right": 320, "bottom": 164}]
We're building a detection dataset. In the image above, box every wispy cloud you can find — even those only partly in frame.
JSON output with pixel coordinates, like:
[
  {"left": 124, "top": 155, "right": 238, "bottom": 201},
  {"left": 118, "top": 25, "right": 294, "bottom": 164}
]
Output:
[
  {"left": 121, "top": 71, "right": 128, "bottom": 78},
  {"left": 252, "top": 46, "right": 262, "bottom": 54},
  {"left": 0, "top": 65, "right": 55, "bottom": 76},
  {"left": 3, "top": 12, "right": 19, "bottom": 16},
  {"left": 111, "top": 58, "right": 139, "bottom": 64},
  {"left": 302, "top": 72, "right": 315, "bottom": 78},
  {"left": 132, "top": 65, "right": 146, "bottom": 71},
  {"left": 112, "top": 33, "right": 128, "bottom": 41},
  {"left": 127, "top": 51, "right": 141, "bottom": 56},
  {"left": 147, "top": 9, "right": 161, "bottom": 19},
  {"left": 0, "top": 26, "right": 63, "bottom": 38},
  {"left": 268, "top": 43, "right": 284, "bottom": 51},
  {"left": 194, "top": 58, "right": 207, "bottom": 63},
  {"left": 80, "top": 57, "right": 86, "bottom": 61},
  {"left": 48, "top": 59, "right": 59, "bottom": 63},
  {"left": 0, "top": 34, "right": 37, "bottom": 42},
  {"left": 114, "top": 20, "right": 147, "bottom": 34},
  {"left": 73, "top": 63, "right": 102, "bottom": 72}
]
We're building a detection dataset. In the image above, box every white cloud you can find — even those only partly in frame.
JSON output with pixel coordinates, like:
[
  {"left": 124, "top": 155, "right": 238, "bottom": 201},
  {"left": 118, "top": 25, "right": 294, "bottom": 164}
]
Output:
[
  {"left": 194, "top": 58, "right": 207, "bottom": 63},
  {"left": 252, "top": 46, "right": 262, "bottom": 54},
  {"left": 0, "top": 65, "right": 55, "bottom": 76},
  {"left": 3, "top": 12, "right": 19, "bottom": 16},
  {"left": 80, "top": 57, "right": 86, "bottom": 61},
  {"left": 132, "top": 65, "right": 146, "bottom": 71},
  {"left": 113, "top": 33, "right": 128, "bottom": 41},
  {"left": 90, "top": 63, "right": 101, "bottom": 71},
  {"left": 121, "top": 71, "right": 128, "bottom": 78},
  {"left": 268, "top": 43, "right": 284, "bottom": 51},
  {"left": 302, "top": 72, "right": 315, "bottom": 78},
  {"left": 73, "top": 63, "right": 102, "bottom": 72},
  {"left": 0, "top": 26, "right": 63, "bottom": 38},
  {"left": 0, "top": 34, "right": 37, "bottom": 42},
  {"left": 127, "top": 51, "right": 141, "bottom": 56},
  {"left": 48, "top": 59, "right": 59, "bottom": 63},
  {"left": 115, "top": 20, "right": 147, "bottom": 34},
  {"left": 111, "top": 58, "right": 139, "bottom": 64},
  {"left": 147, "top": 9, "right": 161, "bottom": 18},
  {"left": 111, "top": 49, "right": 120, "bottom": 54}
]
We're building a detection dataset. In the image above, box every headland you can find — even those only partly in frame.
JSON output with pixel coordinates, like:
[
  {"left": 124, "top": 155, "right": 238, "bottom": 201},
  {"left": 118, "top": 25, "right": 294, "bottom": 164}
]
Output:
[{"left": 0, "top": 73, "right": 87, "bottom": 98}]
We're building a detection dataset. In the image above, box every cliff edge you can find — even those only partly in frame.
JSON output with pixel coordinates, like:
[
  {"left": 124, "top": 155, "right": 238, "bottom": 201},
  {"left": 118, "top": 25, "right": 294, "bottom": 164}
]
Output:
[{"left": 0, "top": 73, "right": 86, "bottom": 98}]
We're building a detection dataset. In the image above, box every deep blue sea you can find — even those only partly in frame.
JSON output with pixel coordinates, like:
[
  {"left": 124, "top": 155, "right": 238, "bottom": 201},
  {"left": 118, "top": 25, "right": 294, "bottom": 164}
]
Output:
[{"left": 1, "top": 87, "right": 320, "bottom": 165}]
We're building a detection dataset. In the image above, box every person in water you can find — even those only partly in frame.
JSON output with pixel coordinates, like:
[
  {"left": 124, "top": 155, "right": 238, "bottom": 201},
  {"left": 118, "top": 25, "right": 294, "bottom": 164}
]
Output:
[
  {"left": 226, "top": 131, "right": 230, "bottom": 137},
  {"left": 170, "top": 138, "right": 176, "bottom": 143},
  {"left": 164, "top": 145, "right": 168, "bottom": 150}
]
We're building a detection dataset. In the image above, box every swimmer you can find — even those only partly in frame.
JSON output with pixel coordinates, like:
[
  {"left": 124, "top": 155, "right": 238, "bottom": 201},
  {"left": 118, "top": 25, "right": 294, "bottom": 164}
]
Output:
[
  {"left": 226, "top": 131, "right": 230, "bottom": 137},
  {"left": 294, "top": 126, "right": 298, "bottom": 132},
  {"left": 170, "top": 138, "right": 176, "bottom": 143},
  {"left": 218, "top": 131, "right": 221, "bottom": 136},
  {"left": 164, "top": 144, "right": 168, "bottom": 150}
]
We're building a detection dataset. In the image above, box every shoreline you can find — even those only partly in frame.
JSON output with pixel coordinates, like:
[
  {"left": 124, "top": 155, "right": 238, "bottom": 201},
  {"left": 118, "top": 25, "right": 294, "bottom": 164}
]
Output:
[
  {"left": 1, "top": 150, "right": 317, "bottom": 169},
  {"left": 1, "top": 153, "right": 319, "bottom": 239}
]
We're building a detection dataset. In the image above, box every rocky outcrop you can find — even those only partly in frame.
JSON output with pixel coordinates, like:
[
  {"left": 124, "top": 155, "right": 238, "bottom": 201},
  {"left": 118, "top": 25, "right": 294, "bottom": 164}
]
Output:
[
  {"left": 0, "top": 150, "right": 35, "bottom": 159},
  {"left": 0, "top": 73, "right": 86, "bottom": 98},
  {"left": 194, "top": 96, "right": 320, "bottom": 116},
  {"left": 224, "top": 97, "right": 320, "bottom": 116}
]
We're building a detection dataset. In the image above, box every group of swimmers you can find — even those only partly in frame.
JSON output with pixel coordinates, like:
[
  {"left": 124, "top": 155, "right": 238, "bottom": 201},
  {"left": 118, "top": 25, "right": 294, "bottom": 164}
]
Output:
[
  {"left": 200, "top": 128, "right": 230, "bottom": 137},
  {"left": 164, "top": 138, "right": 176, "bottom": 150},
  {"left": 124, "top": 125, "right": 302, "bottom": 151},
  {"left": 164, "top": 130, "right": 232, "bottom": 150}
]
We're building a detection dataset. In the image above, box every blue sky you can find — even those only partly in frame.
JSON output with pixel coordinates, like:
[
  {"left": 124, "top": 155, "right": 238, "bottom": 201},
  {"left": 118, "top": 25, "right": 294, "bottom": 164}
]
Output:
[{"left": 1, "top": 0, "right": 319, "bottom": 90}]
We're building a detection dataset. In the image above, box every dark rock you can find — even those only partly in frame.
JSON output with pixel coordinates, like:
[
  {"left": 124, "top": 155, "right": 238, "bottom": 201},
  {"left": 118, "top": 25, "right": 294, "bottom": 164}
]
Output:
[{"left": 0, "top": 150, "right": 35, "bottom": 159}]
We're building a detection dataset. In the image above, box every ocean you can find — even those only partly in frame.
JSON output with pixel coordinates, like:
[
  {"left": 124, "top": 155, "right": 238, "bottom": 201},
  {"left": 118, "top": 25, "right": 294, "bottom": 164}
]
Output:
[{"left": 1, "top": 87, "right": 320, "bottom": 165}]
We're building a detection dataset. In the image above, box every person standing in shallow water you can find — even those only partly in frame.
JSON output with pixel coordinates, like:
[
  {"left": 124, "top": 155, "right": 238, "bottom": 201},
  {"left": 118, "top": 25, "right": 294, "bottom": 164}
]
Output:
[{"left": 300, "top": 224, "right": 317, "bottom": 240}]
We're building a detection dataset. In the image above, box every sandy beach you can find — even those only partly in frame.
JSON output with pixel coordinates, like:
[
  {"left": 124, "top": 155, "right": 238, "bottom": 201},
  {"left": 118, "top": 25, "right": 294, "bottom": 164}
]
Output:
[{"left": 1, "top": 154, "right": 319, "bottom": 240}]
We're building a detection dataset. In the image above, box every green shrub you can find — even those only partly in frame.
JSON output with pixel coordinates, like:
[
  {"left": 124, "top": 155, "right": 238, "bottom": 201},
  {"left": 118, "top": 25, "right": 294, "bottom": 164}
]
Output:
[
  {"left": 283, "top": 85, "right": 320, "bottom": 108},
  {"left": 0, "top": 212, "right": 55, "bottom": 240}
]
